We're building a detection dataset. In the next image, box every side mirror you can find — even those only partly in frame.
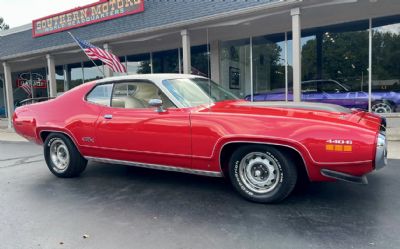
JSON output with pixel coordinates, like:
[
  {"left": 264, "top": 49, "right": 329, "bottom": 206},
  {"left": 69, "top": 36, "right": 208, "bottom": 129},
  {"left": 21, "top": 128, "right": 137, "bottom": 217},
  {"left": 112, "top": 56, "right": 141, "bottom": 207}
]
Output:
[{"left": 148, "top": 99, "right": 166, "bottom": 113}]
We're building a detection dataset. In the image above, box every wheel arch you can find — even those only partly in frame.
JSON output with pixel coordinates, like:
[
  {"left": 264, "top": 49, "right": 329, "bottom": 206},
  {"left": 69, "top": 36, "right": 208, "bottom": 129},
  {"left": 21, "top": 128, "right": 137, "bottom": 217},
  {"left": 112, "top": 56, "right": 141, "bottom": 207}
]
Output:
[
  {"left": 38, "top": 129, "right": 83, "bottom": 155},
  {"left": 219, "top": 141, "right": 310, "bottom": 181}
]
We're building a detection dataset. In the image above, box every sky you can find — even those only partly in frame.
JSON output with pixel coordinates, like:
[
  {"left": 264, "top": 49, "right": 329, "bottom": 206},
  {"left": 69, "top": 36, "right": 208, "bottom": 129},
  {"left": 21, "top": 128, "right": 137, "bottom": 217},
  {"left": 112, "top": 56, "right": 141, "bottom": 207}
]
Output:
[{"left": 0, "top": 0, "right": 96, "bottom": 28}]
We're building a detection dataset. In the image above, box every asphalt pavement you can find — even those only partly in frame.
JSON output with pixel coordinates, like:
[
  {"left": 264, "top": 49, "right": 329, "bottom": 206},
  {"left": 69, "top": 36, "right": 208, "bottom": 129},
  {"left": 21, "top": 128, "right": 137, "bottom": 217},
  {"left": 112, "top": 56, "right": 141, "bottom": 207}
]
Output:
[{"left": 0, "top": 140, "right": 399, "bottom": 249}]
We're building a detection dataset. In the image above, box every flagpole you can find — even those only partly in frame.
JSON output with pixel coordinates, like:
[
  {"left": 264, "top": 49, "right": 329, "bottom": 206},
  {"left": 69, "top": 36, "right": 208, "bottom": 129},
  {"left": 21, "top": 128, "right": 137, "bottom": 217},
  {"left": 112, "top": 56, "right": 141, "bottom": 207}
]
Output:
[{"left": 68, "top": 32, "right": 106, "bottom": 78}]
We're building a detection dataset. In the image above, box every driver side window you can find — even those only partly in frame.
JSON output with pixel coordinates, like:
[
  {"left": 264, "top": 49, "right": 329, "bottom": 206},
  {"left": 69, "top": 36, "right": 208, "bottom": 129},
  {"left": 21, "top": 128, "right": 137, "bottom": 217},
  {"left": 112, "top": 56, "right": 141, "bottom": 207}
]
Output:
[
  {"left": 111, "top": 82, "right": 175, "bottom": 109},
  {"left": 318, "top": 81, "right": 344, "bottom": 93},
  {"left": 302, "top": 81, "right": 317, "bottom": 93}
]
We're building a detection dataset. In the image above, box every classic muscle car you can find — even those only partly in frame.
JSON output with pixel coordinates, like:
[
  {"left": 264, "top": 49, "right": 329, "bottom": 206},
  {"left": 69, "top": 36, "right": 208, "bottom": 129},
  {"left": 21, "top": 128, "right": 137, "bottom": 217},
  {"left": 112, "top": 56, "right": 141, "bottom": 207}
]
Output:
[
  {"left": 13, "top": 74, "right": 387, "bottom": 203},
  {"left": 246, "top": 79, "right": 400, "bottom": 113}
]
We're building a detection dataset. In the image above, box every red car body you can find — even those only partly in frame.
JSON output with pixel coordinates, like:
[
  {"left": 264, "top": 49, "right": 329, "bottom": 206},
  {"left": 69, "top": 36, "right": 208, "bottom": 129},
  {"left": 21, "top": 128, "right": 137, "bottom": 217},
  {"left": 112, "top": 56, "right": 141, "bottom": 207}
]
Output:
[{"left": 12, "top": 74, "right": 387, "bottom": 202}]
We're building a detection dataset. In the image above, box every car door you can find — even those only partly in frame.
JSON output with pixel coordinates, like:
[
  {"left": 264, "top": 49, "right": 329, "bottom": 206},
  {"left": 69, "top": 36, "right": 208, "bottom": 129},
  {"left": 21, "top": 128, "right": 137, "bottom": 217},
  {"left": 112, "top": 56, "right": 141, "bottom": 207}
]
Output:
[
  {"left": 301, "top": 81, "right": 319, "bottom": 102},
  {"left": 94, "top": 80, "right": 192, "bottom": 169},
  {"left": 316, "top": 80, "right": 355, "bottom": 108}
]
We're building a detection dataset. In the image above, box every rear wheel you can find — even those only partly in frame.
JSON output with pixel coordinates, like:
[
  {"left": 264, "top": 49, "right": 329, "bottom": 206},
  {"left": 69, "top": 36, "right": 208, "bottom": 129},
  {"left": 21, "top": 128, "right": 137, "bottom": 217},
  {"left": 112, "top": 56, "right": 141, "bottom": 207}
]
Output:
[
  {"left": 372, "top": 100, "right": 394, "bottom": 113},
  {"left": 229, "top": 145, "right": 297, "bottom": 203},
  {"left": 44, "top": 133, "right": 87, "bottom": 178}
]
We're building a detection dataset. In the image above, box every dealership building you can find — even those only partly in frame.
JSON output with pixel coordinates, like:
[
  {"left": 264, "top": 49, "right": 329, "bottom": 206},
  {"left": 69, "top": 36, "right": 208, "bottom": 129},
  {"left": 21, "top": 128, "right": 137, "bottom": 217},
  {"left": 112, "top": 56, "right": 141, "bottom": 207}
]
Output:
[{"left": 1, "top": 0, "right": 400, "bottom": 127}]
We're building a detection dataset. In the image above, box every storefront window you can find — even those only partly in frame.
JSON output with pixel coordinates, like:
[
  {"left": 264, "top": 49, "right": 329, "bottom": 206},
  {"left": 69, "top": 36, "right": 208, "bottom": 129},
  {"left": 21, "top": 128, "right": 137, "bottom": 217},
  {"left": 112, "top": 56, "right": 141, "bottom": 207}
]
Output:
[
  {"left": 0, "top": 76, "right": 6, "bottom": 118},
  {"left": 299, "top": 21, "right": 370, "bottom": 111},
  {"left": 83, "top": 60, "right": 104, "bottom": 83},
  {"left": 153, "top": 49, "right": 179, "bottom": 73},
  {"left": 126, "top": 53, "right": 151, "bottom": 74},
  {"left": 12, "top": 68, "right": 48, "bottom": 105},
  {"left": 372, "top": 15, "right": 400, "bottom": 113},
  {"left": 55, "top": 66, "right": 65, "bottom": 93},
  {"left": 252, "top": 34, "right": 287, "bottom": 101},
  {"left": 69, "top": 63, "right": 84, "bottom": 89},
  {"left": 220, "top": 38, "right": 251, "bottom": 98},
  {"left": 191, "top": 45, "right": 209, "bottom": 77}
]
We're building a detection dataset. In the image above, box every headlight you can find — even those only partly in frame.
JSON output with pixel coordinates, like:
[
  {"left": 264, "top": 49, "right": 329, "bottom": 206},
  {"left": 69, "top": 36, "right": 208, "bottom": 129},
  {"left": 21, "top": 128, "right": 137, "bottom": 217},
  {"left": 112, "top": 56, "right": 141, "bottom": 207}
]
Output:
[{"left": 375, "top": 133, "right": 387, "bottom": 170}]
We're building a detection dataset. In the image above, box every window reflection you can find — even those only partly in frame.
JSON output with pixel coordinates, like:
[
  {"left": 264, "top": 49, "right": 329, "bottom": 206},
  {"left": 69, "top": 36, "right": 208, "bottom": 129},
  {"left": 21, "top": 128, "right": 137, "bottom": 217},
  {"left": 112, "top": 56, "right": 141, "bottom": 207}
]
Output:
[
  {"left": 69, "top": 63, "right": 84, "bottom": 89},
  {"left": 252, "top": 34, "right": 287, "bottom": 97},
  {"left": 191, "top": 45, "right": 209, "bottom": 77},
  {"left": 153, "top": 49, "right": 179, "bottom": 73},
  {"left": 372, "top": 16, "right": 400, "bottom": 113},
  {"left": 127, "top": 53, "right": 151, "bottom": 74},
  {"left": 55, "top": 66, "right": 64, "bottom": 93},
  {"left": 83, "top": 60, "right": 104, "bottom": 83},
  {"left": 11, "top": 68, "right": 48, "bottom": 104},
  {"left": 220, "top": 38, "right": 251, "bottom": 98}
]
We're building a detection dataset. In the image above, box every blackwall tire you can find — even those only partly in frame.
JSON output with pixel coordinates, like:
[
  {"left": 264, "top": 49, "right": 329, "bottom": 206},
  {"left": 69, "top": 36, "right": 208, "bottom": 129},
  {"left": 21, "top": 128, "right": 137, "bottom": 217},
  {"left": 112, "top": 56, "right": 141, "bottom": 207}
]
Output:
[
  {"left": 229, "top": 145, "right": 297, "bottom": 203},
  {"left": 44, "top": 133, "right": 87, "bottom": 178}
]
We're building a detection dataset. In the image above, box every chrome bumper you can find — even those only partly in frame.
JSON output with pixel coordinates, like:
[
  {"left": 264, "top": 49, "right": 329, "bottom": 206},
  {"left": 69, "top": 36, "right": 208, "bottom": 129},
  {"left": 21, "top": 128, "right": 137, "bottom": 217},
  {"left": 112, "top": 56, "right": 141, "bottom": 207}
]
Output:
[{"left": 375, "top": 133, "right": 387, "bottom": 170}]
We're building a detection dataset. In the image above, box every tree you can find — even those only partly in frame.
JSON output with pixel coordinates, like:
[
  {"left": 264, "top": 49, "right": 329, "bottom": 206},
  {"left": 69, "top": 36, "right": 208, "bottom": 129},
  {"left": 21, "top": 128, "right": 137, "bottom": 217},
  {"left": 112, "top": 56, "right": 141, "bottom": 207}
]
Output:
[
  {"left": 301, "top": 31, "right": 369, "bottom": 89},
  {"left": 301, "top": 29, "right": 400, "bottom": 91},
  {"left": 0, "top": 17, "right": 9, "bottom": 30}
]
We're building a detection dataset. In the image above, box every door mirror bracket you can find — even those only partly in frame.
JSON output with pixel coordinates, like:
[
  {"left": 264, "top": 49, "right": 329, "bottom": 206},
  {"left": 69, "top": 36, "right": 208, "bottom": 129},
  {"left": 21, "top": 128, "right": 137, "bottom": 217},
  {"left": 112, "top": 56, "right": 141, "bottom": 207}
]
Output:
[{"left": 148, "top": 99, "right": 166, "bottom": 113}]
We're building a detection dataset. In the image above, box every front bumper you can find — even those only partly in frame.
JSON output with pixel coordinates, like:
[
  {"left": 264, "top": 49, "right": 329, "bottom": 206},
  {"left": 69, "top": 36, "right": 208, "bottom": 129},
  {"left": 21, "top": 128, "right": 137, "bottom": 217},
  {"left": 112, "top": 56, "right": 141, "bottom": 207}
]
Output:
[
  {"left": 375, "top": 133, "right": 388, "bottom": 170},
  {"left": 375, "top": 117, "right": 387, "bottom": 170}
]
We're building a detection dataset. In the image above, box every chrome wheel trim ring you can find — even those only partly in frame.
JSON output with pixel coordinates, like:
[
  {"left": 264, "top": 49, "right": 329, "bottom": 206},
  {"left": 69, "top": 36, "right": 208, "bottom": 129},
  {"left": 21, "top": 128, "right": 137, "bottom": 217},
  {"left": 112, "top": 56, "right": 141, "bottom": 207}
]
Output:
[
  {"left": 49, "top": 138, "right": 70, "bottom": 173},
  {"left": 239, "top": 152, "right": 281, "bottom": 194},
  {"left": 372, "top": 102, "right": 392, "bottom": 113}
]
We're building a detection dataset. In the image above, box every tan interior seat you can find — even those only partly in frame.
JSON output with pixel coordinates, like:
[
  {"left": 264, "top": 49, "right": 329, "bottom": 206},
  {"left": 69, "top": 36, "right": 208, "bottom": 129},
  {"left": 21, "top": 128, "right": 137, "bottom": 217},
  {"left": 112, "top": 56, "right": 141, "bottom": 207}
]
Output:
[
  {"left": 124, "top": 96, "right": 146, "bottom": 109},
  {"left": 111, "top": 98, "right": 125, "bottom": 108},
  {"left": 133, "top": 84, "right": 160, "bottom": 106}
]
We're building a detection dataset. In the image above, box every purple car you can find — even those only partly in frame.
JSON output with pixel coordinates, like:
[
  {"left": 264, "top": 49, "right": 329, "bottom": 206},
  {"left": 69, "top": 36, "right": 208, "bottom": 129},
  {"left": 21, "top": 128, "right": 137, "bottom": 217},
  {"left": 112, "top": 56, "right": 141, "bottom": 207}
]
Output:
[{"left": 246, "top": 79, "right": 400, "bottom": 113}]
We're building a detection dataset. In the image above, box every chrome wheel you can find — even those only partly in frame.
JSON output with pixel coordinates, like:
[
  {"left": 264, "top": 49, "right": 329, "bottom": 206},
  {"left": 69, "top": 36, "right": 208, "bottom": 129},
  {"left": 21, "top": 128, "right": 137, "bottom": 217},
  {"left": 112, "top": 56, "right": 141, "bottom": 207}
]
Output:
[
  {"left": 239, "top": 152, "right": 281, "bottom": 194},
  {"left": 372, "top": 102, "right": 393, "bottom": 113},
  {"left": 49, "top": 138, "right": 70, "bottom": 173}
]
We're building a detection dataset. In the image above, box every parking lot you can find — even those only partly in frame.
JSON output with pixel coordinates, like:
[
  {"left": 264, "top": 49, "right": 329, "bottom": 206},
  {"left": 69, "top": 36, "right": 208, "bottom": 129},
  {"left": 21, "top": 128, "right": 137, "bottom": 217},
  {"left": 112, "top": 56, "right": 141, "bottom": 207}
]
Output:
[{"left": 0, "top": 140, "right": 399, "bottom": 249}]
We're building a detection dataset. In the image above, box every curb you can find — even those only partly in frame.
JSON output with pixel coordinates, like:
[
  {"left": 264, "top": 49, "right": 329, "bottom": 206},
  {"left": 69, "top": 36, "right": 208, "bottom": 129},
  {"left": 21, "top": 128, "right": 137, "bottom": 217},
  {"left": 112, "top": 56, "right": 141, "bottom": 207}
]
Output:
[{"left": 0, "top": 129, "right": 28, "bottom": 142}]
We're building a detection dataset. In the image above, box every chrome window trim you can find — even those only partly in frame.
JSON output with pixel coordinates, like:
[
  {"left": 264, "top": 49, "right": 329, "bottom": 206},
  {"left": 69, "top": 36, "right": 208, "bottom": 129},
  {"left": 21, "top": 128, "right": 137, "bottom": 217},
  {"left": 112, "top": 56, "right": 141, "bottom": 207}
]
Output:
[{"left": 85, "top": 156, "right": 222, "bottom": 177}]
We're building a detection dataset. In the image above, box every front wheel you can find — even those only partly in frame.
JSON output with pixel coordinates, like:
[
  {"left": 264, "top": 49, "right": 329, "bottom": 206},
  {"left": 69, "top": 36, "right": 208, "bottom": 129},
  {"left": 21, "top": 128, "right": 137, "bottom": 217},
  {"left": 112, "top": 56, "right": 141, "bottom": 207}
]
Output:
[
  {"left": 44, "top": 133, "right": 87, "bottom": 178},
  {"left": 229, "top": 145, "right": 298, "bottom": 203},
  {"left": 371, "top": 101, "right": 394, "bottom": 113}
]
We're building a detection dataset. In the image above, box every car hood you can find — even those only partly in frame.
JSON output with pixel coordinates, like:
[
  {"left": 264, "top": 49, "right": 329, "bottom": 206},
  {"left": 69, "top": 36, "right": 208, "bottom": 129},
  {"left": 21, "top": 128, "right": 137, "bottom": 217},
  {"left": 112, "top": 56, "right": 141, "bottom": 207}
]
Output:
[{"left": 200, "top": 100, "right": 382, "bottom": 132}]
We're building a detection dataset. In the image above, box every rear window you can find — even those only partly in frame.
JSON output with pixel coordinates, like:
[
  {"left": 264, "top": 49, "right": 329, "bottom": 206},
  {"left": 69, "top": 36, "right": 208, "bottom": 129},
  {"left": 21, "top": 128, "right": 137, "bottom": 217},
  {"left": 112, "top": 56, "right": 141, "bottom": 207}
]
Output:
[{"left": 86, "top": 84, "right": 113, "bottom": 106}]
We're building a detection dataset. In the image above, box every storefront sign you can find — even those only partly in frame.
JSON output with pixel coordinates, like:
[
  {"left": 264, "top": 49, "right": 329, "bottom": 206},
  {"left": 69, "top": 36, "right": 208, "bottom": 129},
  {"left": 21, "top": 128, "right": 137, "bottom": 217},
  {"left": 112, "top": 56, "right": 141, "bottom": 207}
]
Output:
[
  {"left": 16, "top": 73, "right": 47, "bottom": 89},
  {"left": 32, "top": 0, "right": 144, "bottom": 38}
]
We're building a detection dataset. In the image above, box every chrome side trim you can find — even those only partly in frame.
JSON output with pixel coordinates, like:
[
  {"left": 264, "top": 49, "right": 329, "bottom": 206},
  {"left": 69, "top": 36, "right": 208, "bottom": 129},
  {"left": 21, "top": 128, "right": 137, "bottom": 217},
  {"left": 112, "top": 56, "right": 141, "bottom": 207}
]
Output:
[
  {"left": 85, "top": 156, "right": 223, "bottom": 178},
  {"left": 79, "top": 144, "right": 192, "bottom": 158}
]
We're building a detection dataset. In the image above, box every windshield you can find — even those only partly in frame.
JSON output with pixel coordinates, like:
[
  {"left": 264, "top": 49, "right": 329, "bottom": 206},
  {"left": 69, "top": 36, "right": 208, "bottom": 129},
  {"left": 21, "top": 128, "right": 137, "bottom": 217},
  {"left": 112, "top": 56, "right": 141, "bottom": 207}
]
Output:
[
  {"left": 192, "top": 78, "right": 239, "bottom": 102},
  {"left": 162, "top": 78, "right": 239, "bottom": 107}
]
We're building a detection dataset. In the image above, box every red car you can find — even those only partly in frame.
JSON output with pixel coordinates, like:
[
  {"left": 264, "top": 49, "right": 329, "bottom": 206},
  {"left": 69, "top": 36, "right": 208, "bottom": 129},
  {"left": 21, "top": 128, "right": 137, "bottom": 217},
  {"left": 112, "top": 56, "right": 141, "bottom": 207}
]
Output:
[{"left": 13, "top": 74, "right": 387, "bottom": 203}]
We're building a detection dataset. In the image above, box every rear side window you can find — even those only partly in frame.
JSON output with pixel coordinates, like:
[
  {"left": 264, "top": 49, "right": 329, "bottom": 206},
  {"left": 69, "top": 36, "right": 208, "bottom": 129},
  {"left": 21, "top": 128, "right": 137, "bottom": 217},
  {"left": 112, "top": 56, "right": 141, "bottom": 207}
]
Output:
[{"left": 86, "top": 84, "right": 113, "bottom": 106}]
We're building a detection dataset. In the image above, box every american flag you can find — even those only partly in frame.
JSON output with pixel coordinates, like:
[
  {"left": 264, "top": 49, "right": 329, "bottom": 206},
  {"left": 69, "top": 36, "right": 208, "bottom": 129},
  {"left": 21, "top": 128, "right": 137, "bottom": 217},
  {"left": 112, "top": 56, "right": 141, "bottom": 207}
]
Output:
[
  {"left": 20, "top": 83, "right": 32, "bottom": 97},
  {"left": 73, "top": 35, "right": 126, "bottom": 73}
]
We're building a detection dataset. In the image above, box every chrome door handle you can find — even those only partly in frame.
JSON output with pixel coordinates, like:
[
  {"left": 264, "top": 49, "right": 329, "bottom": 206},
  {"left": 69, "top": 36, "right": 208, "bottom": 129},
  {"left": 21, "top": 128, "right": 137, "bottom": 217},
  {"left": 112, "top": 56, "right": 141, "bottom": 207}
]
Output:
[{"left": 104, "top": 114, "right": 113, "bottom": 120}]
